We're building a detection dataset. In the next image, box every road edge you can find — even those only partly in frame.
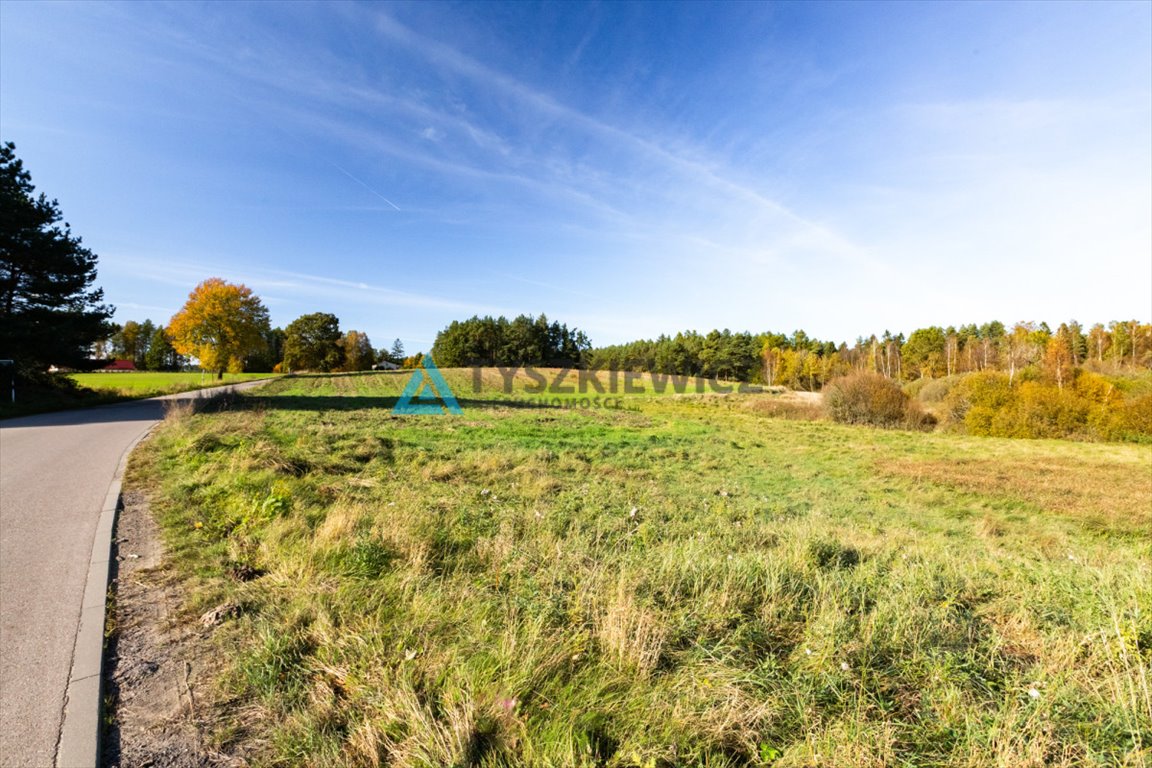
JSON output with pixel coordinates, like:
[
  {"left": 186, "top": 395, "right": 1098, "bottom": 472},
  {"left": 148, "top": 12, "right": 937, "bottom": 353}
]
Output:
[
  {"left": 53, "top": 378, "right": 276, "bottom": 767},
  {"left": 54, "top": 424, "right": 154, "bottom": 768}
]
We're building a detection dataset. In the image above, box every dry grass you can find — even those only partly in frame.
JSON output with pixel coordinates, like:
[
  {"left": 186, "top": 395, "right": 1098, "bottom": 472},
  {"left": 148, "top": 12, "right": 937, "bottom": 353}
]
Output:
[
  {"left": 879, "top": 453, "right": 1152, "bottom": 535},
  {"left": 741, "top": 391, "right": 825, "bottom": 421},
  {"left": 124, "top": 371, "right": 1152, "bottom": 767}
]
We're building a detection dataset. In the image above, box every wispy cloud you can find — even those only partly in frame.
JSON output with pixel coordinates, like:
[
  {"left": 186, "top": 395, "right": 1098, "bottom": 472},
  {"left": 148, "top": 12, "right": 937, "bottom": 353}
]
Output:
[
  {"left": 104, "top": 254, "right": 504, "bottom": 316},
  {"left": 7, "top": 1, "right": 1146, "bottom": 346},
  {"left": 331, "top": 164, "right": 401, "bottom": 211}
]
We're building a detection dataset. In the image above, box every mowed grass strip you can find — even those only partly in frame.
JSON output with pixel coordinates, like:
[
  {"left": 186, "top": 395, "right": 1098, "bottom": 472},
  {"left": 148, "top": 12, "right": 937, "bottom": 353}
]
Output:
[{"left": 126, "top": 371, "right": 1152, "bottom": 768}]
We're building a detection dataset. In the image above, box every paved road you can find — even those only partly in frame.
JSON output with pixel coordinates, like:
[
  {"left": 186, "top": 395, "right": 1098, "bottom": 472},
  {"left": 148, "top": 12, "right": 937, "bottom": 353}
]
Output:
[{"left": 0, "top": 382, "right": 269, "bottom": 767}]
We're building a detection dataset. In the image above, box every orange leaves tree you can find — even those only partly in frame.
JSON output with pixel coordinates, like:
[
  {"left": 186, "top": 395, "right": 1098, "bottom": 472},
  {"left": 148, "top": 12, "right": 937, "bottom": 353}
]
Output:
[{"left": 168, "top": 278, "right": 270, "bottom": 379}]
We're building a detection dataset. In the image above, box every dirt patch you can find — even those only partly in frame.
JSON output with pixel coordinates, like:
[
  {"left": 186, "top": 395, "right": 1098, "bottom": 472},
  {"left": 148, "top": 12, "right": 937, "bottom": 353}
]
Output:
[{"left": 102, "top": 490, "right": 231, "bottom": 768}]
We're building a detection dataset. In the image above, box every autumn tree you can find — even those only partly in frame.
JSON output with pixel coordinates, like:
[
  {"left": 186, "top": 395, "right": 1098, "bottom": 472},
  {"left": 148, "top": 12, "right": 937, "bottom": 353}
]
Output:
[
  {"left": 168, "top": 278, "right": 270, "bottom": 379},
  {"left": 944, "top": 327, "right": 959, "bottom": 376},
  {"left": 0, "top": 141, "right": 113, "bottom": 371},
  {"left": 283, "top": 312, "right": 343, "bottom": 372},
  {"left": 1004, "top": 322, "right": 1044, "bottom": 384},
  {"left": 762, "top": 343, "right": 784, "bottom": 385},
  {"left": 111, "top": 318, "right": 156, "bottom": 367},
  {"left": 1087, "top": 323, "right": 1110, "bottom": 365},
  {"left": 341, "top": 330, "right": 375, "bottom": 371},
  {"left": 1066, "top": 320, "right": 1087, "bottom": 366},
  {"left": 1044, "top": 324, "right": 1075, "bottom": 389}
]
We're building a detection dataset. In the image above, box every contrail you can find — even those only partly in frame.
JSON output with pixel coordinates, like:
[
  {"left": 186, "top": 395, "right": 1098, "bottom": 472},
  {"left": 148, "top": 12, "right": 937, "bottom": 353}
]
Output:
[{"left": 332, "top": 163, "right": 401, "bottom": 211}]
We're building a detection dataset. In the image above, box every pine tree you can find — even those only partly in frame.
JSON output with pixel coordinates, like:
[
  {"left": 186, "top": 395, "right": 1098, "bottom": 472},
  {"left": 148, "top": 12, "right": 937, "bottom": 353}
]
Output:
[{"left": 0, "top": 142, "right": 113, "bottom": 371}]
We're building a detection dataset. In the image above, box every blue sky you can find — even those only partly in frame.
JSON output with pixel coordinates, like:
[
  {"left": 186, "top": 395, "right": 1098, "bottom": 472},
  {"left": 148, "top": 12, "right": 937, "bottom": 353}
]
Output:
[{"left": 2, "top": 1, "right": 1149, "bottom": 351}]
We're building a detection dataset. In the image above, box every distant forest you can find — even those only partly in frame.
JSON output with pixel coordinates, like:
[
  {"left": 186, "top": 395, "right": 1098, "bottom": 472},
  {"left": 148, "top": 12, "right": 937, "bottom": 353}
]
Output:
[{"left": 589, "top": 320, "right": 1152, "bottom": 390}]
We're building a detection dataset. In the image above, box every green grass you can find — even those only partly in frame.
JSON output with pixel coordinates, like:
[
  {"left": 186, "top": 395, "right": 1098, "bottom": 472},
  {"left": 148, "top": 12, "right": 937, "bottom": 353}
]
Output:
[
  {"left": 70, "top": 371, "right": 274, "bottom": 397},
  {"left": 126, "top": 369, "right": 1151, "bottom": 767},
  {"left": 0, "top": 371, "right": 279, "bottom": 419}
]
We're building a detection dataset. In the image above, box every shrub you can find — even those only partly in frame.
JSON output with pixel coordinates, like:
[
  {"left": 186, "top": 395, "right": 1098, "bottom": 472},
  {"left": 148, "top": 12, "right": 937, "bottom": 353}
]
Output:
[
  {"left": 916, "top": 375, "right": 960, "bottom": 404},
  {"left": 1008, "top": 381, "right": 1092, "bottom": 439},
  {"left": 1072, "top": 370, "right": 1121, "bottom": 405},
  {"left": 824, "top": 372, "right": 924, "bottom": 428},
  {"left": 945, "top": 369, "right": 1152, "bottom": 442},
  {"left": 945, "top": 371, "right": 1014, "bottom": 434},
  {"left": 1092, "top": 392, "right": 1152, "bottom": 442},
  {"left": 904, "top": 400, "right": 939, "bottom": 431}
]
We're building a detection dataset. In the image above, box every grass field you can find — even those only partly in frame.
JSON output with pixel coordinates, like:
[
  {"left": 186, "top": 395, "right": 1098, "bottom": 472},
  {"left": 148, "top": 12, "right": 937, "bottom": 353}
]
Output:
[
  {"left": 0, "top": 371, "right": 279, "bottom": 420},
  {"left": 71, "top": 371, "right": 275, "bottom": 397},
  {"left": 125, "top": 369, "right": 1151, "bottom": 767}
]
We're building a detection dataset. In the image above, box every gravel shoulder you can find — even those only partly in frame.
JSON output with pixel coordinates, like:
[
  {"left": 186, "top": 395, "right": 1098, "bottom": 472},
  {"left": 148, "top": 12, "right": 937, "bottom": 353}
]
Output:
[{"left": 101, "top": 489, "right": 221, "bottom": 768}]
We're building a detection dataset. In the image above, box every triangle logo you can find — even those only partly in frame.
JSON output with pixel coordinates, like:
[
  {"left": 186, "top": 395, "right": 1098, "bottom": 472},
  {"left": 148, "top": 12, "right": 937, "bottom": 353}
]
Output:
[{"left": 392, "top": 356, "right": 462, "bottom": 415}]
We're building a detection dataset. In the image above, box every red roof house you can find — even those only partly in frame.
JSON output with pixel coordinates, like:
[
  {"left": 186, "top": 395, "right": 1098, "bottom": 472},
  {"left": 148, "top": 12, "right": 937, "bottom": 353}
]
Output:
[{"left": 100, "top": 359, "right": 137, "bottom": 372}]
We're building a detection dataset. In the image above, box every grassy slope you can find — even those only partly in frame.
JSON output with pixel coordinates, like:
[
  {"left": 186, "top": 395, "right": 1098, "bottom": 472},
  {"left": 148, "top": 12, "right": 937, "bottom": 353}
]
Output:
[{"left": 126, "top": 370, "right": 1151, "bottom": 767}]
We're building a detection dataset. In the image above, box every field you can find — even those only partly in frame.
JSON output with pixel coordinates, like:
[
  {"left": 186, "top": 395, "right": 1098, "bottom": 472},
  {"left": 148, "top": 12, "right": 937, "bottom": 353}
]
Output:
[
  {"left": 71, "top": 371, "right": 275, "bottom": 397},
  {"left": 123, "top": 369, "right": 1151, "bottom": 767}
]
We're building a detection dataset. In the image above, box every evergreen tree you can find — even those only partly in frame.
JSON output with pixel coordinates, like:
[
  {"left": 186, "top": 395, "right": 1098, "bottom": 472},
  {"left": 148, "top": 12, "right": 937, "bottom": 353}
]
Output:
[
  {"left": 0, "top": 142, "right": 113, "bottom": 371},
  {"left": 143, "top": 325, "right": 180, "bottom": 371}
]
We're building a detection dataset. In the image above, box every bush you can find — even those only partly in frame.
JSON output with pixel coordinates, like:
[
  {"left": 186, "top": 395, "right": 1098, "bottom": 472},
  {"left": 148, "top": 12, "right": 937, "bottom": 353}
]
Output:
[
  {"left": 1072, "top": 370, "right": 1121, "bottom": 405},
  {"left": 824, "top": 372, "right": 930, "bottom": 429},
  {"left": 915, "top": 375, "right": 960, "bottom": 404},
  {"left": 945, "top": 371, "right": 1014, "bottom": 433},
  {"left": 1007, "top": 382, "right": 1092, "bottom": 439},
  {"left": 1092, "top": 392, "right": 1152, "bottom": 442},
  {"left": 945, "top": 369, "right": 1152, "bottom": 442}
]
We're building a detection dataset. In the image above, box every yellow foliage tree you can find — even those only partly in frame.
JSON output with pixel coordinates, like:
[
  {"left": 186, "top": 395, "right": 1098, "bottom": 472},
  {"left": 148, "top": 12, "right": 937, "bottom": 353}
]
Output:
[
  {"left": 340, "top": 329, "right": 375, "bottom": 372},
  {"left": 168, "top": 278, "right": 270, "bottom": 379}
]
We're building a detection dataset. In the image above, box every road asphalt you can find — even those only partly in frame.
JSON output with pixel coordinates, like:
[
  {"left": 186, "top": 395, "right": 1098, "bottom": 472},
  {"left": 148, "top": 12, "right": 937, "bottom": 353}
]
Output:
[{"left": 0, "top": 381, "right": 270, "bottom": 768}]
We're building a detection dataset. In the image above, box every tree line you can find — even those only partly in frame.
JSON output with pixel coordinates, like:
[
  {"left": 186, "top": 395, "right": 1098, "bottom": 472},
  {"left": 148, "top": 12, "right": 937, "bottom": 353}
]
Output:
[
  {"left": 590, "top": 320, "right": 1151, "bottom": 390},
  {"left": 107, "top": 284, "right": 414, "bottom": 377},
  {"left": 430, "top": 314, "right": 590, "bottom": 368}
]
